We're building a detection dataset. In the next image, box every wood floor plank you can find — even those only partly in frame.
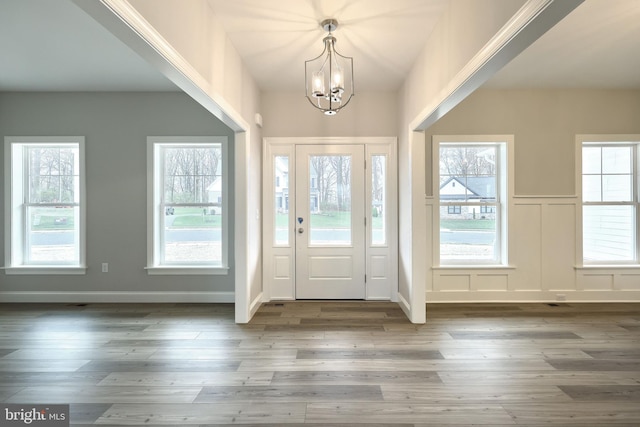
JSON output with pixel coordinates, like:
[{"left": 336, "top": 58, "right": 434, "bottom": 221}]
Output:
[
  {"left": 96, "top": 403, "right": 307, "bottom": 424},
  {"left": 270, "top": 370, "right": 442, "bottom": 385},
  {"left": 77, "top": 360, "right": 240, "bottom": 372},
  {"left": 583, "top": 349, "right": 640, "bottom": 359},
  {"left": 1, "top": 302, "right": 639, "bottom": 425},
  {"left": 558, "top": 385, "right": 640, "bottom": 401},
  {"left": 438, "top": 371, "right": 640, "bottom": 386},
  {"left": 98, "top": 371, "right": 274, "bottom": 387},
  {"left": 448, "top": 331, "right": 582, "bottom": 340},
  {"left": 503, "top": 402, "right": 640, "bottom": 424},
  {"left": 194, "top": 384, "right": 383, "bottom": 402},
  {"left": 546, "top": 359, "right": 640, "bottom": 371},
  {"left": 0, "top": 371, "right": 109, "bottom": 386},
  {"left": 305, "top": 402, "right": 516, "bottom": 424},
  {"left": 6, "top": 385, "right": 202, "bottom": 404},
  {"left": 3, "top": 348, "right": 156, "bottom": 360},
  {"left": 102, "top": 339, "right": 241, "bottom": 348},
  {"left": 238, "top": 358, "right": 556, "bottom": 372},
  {"left": 149, "top": 348, "right": 297, "bottom": 360},
  {"left": 381, "top": 384, "right": 572, "bottom": 403},
  {"left": 296, "top": 349, "right": 444, "bottom": 360},
  {"left": 0, "top": 359, "right": 90, "bottom": 372}
]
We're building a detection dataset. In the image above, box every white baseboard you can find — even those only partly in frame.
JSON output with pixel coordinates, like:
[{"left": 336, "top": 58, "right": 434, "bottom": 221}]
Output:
[
  {"left": 426, "top": 290, "right": 640, "bottom": 303},
  {"left": 0, "top": 291, "right": 235, "bottom": 303},
  {"left": 397, "top": 292, "right": 411, "bottom": 317}
]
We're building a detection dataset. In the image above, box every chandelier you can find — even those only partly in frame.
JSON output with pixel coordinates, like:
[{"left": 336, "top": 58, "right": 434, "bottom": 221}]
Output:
[{"left": 305, "top": 19, "right": 354, "bottom": 116}]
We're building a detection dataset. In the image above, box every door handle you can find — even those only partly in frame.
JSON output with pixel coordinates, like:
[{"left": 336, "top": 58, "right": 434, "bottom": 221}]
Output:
[{"left": 298, "top": 227, "right": 304, "bottom": 234}]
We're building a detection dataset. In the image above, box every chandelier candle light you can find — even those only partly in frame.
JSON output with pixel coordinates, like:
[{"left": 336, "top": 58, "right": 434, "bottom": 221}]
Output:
[{"left": 305, "top": 19, "right": 354, "bottom": 116}]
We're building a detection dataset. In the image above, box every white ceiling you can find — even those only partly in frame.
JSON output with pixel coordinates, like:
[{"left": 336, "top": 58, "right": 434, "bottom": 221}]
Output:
[
  {"left": 205, "top": 0, "right": 449, "bottom": 91},
  {"left": 486, "top": 0, "right": 640, "bottom": 88},
  {"left": 0, "top": 0, "right": 639, "bottom": 94},
  {"left": 0, "top": 0, "right": 177, "bottom": 91}
]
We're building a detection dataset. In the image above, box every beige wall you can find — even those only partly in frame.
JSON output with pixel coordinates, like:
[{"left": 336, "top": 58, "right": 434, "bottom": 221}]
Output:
[
  {"left": 426, "top": 88, "right": 640, "bottom": 196},
  {"left": 261, "top": 91, "right": 398, "bottom": 138},
  {"left": 423, "top": 88, "right": 640, "bottom": 302}
]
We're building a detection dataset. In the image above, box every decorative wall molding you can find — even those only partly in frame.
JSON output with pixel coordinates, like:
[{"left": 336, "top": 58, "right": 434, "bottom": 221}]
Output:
[
  {"left": 427, "top": 197, "right": 640, "bottom": 301},
  {"left": 427, "top": 290, "right": 640, "bottom": 303}
]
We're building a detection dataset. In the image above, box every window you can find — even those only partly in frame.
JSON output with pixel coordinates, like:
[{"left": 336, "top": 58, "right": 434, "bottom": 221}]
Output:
[
  {"left": 434, "top": 135, "right": 512, "bottom": 265},
  {"left": 147, "top": 137, "right": 228, "bottom": 274},
  {"left": 580, "top": 137, "right": 639, "bottom": 264},
  {"left": 4, "top": 137, "right": 85, "bottom": 273},
  {"left": 447, "top": 205, "right": 461, "bottom": 215}
]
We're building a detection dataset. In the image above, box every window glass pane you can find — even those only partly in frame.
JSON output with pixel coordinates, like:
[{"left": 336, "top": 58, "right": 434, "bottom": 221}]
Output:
[
  {"left": 439, "top": 145, "right": 497, "bottom": 203},
  {"left": 27, "top": 206, "right": 78, "bottom": 263},
  {"left": 27, "top": 146, "right": 79, "bottom": 203},
  {"left": 583, "top": 205, "right": 635, "bottom": 262},
  {"left": 274, "top": 156, "right": 289, "bottom": 246},
  {"left": 371, "top": 155, "right": 386, "bottom": 245},
  {"left": 602, "top": 174, "right": 632, "bottom": 202},
  {"left": 309, "top": 155, "right": 351, "bottom": 246},
  {"left": 440, "top": 207, "right": 497, "bottom": 262},
  {"left": 162, "top": 205, "right": 221, "bottom": 264},
  {"left": 582, "top": 175, "right": 602, "bottom": 202},
  {"left": 602, "top": 146, "right": 631, "bottom": 174},
  {"left": 582, "top": 146, "right": 601, "bottom": 174},
  {"left": 163, "top": 146, "right": 221, "bottom": 204}
]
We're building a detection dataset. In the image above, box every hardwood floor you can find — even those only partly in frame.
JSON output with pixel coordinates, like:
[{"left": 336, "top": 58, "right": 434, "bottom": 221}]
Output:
[{"left": 1, "top": 301, "right": 640, "bottom": 426}]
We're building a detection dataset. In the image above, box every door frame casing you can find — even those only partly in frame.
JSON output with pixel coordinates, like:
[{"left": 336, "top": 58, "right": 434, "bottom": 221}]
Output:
[{"left": 262, "top": 137, "right": 398, "bottom": 302}]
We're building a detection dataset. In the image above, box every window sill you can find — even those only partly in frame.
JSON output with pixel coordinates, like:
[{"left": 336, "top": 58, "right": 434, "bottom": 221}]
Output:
[
  {"left": 145, "top": 266, "right": 230, "bottom": 276},
  {"left": 2, "top": 266, "right": 87, "bottom": 275},
  {"left": 575, "top": 265, "right": 640, "bottom": 271}
]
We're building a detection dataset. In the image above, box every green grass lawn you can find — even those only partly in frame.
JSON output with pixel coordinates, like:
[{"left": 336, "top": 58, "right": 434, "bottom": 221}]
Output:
[
  {"left": 276, "top": 211, "right": 383, "bottom": 229},
  {"left": 167, "top": 207, "right": 221, "bottom": 228},
  {"left": 441, "top": 219, "right": 495, "bottom": 230},
  {"left": 31, "top": 208, "right": 75, "bottom": 230}
]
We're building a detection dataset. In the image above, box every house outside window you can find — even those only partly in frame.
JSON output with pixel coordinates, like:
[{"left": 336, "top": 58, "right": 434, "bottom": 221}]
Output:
[
  {"left": 147, "top": 136, "right": 228, "bottom": 274},
  {"left": 4, "top": 137, "right": 86, "bottom": 274},
  {"left": 434, "top": 135, "right": 513, "bottom": 265},
  {"left": 579, "top": 136, "right": 639, "bottom": 264}
]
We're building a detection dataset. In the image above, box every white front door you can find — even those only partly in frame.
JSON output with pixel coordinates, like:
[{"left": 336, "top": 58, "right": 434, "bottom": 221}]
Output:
[
  {"left": 295, "top": 144, "right": 366, "bottom": 299},
  {"left": 263, "top": 137, "right": 397, "bottom": 303}
]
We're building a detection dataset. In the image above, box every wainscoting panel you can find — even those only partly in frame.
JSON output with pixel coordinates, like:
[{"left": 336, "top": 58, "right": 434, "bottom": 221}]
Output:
[
  {"left": 427, "top": 197, "right": 640, "bottom": 302},
  {"left": 475, "top": 274, "right": 509, "bottom": 291},
  {"left": 512, "top": 203, "right": 542, "bottom": 291},
  {"left": 542, "top": 203, "right": 577, "bottom": 291}
]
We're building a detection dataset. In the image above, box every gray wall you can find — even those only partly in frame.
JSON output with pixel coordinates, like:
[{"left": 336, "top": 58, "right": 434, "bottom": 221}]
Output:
[
  {"left": 0, "top": 92, "right": 235, "bottom": 295},
  {"left": 425, "top": 88, "right": 640, "bottom": 196}
]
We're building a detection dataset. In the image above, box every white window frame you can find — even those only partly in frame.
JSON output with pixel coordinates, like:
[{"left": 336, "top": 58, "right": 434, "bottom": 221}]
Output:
[
  {"left": 577, "top": 134, "right": 639, "bottom": 266},
  {"left": 433, "top": 135, "right": 514, "bottom": 267},
  {"left": 146, "top": 136, "right": 229, "bottom": 275},
  {"left": 3, "top": 136, "right": 86, "bottom": 275}
]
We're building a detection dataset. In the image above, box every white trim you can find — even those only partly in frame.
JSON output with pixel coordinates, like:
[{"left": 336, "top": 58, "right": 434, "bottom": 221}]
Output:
[
  {"left": 432, "top": 135, "right": 514, "bottom": 267},
  {"left": 146, "top": 136, "right": 229, "bottom": 271},
  {"left": 575, "top": 134, "right": 640, "bottom": 266},
  {"left": 4, "top": 136, "right": 86, "bottom": 270},
  {"left": 145, "top": 266, "right": 229, "bottom": 275},
  {"left": 0, "top": 291, "right": 234, "bottom": 303},
  {"left": 3, "top": 267, "right": 87, "bottom": 275},
  {"left": 262, "top": 137, "right": 398, "bottom": 302},
  {"left": 426, "top": 290, "right": 640, "bottom": 303},
  {"left": 411, "top": 0, "right": 584, "bottom": 131}
]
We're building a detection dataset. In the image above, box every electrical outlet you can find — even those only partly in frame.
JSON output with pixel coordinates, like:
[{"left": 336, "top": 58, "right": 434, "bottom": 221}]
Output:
[{"left": 102, "top": 263, "right": 109, "bottom": 273}]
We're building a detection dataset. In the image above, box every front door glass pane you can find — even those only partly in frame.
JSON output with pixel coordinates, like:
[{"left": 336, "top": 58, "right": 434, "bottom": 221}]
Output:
[
  {"left": 309, "top": 155, "right": 352, "bottom": 246},
  {"left": 371, "top": 155, "right": 386, "bottom": 245},
  {"left": 274, "top": 155, "right": 289, "bottom": 246}
]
